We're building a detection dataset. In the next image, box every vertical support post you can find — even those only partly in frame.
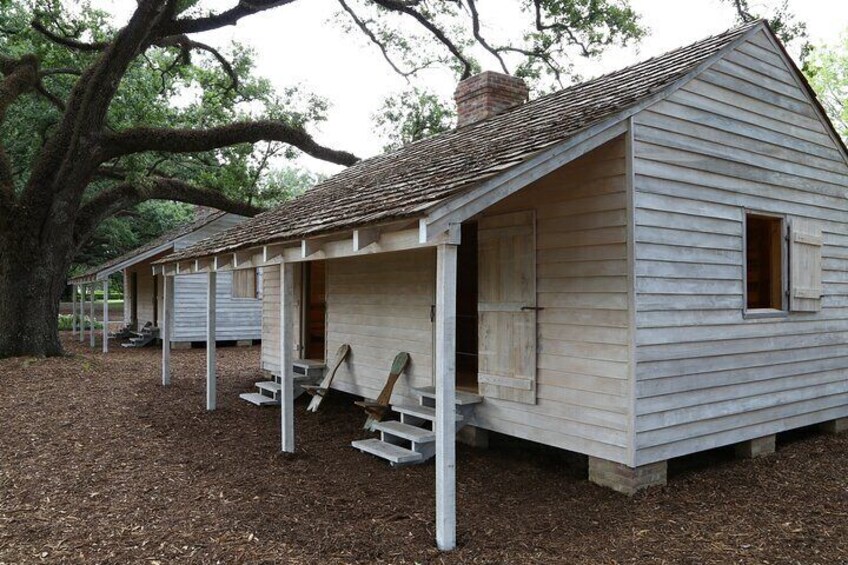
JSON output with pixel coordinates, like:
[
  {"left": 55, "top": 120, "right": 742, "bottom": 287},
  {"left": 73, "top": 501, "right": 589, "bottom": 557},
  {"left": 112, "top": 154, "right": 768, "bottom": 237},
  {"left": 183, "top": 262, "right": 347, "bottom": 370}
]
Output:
[
  {"left": 89, "top": 283, "right": 95, "bottom": 348},
  {"left": 279, "top": 261, "right": 295, "bottom": 453},
  {"left": 102, "top": 279, "right": 109, "bottom": 353},
  {"left": 162, "top": 275, "right": 173, "bottom": 386},
  {"left": 123, "top": 270, "right": 130, "bottom": 327},
  {"left": 435, "top": 242, "right": 458, "bottom": 551},
  {"left": 71, "top": 284, "right": 77, "bottom": 336},
  {"left": 206, "top": 271, "right": 217, "bottom": 411},
  {"left": 79, "top": 286, "right": 85, "bottom": 343}
]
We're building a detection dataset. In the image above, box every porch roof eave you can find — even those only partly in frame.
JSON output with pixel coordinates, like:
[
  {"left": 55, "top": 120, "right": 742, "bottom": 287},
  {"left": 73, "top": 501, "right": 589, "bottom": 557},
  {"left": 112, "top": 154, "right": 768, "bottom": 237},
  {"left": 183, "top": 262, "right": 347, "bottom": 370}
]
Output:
[{"left": 151, "top": 213, "right": 462, "bottom": 277}]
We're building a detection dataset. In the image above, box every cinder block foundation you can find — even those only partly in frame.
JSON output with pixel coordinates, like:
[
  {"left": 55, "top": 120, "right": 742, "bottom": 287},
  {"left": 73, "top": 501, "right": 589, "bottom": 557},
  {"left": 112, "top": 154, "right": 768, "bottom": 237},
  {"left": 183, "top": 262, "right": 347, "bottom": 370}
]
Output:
[
  {"left": 820, "top": 418, "right": 848, "bottom": 434},
  {"left": 734, "top": 435, "right": 776, "bottom": 459},
  {"left": 171, "top": 341, "right": 192, "bottom": 350},
  {"left": 236, "top": 340, "right": 253, "bottom": 347},
  {"left": 588, "top": 457, "right": 667, "bottom": 495},
  {"left": 456, "top": 426, "right": 489, "bottom": 449}
]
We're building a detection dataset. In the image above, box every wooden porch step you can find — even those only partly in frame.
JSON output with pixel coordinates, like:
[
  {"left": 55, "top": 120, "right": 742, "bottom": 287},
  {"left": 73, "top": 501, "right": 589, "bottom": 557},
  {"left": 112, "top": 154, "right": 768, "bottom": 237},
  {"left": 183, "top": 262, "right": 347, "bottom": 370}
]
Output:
[
  {"left": 413, "top": 386, "right": 483, "bottom": 405},
  {"left": 292, "top": 359, "right": 326, "bottom": 378},
  {"left": 351, "top": 438, "right": 423, "bottom": 465},
  {"left": 239, "top": 392, "right": 279, "bottom": 407},
  {"left": 256, "top": 381, "right": 281, "bottom": 395},
  {"left": 374, "top": 420, "right": 435, "bottom": 443},
  {"left": 392, "top": 404, "right": 464, "bottom": 423}
]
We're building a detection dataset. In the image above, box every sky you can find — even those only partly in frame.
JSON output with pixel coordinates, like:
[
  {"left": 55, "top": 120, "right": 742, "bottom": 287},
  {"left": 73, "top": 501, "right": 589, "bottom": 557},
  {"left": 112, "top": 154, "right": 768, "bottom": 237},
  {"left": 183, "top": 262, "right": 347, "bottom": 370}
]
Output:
[{"left": 107, "top": 0, "right": 848, "bottom": 175}]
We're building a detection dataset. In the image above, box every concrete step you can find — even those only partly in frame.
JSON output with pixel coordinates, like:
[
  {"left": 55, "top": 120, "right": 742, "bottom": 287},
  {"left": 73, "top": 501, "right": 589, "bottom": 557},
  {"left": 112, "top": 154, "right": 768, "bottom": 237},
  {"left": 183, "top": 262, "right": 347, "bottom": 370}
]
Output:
[
  {"left": 413, "top": 386, "right": 483, "bottom": 405},
  {"left": 351, "top": 438, "right": 423, "bottom": 466},
  {"left": 239, "top": 392, "right": 279, "bottom": 407},
  {"left": 374, "top": 420, "right": 435, "bottom": 443},
  {"left": 392, "top": 404, "right": 463, "bottom": 423}
]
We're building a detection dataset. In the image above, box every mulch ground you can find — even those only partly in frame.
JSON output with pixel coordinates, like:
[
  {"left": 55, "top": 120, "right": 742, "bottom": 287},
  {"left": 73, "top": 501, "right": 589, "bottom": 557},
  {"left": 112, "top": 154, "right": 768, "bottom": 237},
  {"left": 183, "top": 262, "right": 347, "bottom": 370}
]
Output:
[{"left": 1, "top": 335, "right": 847, "bottom": 564}]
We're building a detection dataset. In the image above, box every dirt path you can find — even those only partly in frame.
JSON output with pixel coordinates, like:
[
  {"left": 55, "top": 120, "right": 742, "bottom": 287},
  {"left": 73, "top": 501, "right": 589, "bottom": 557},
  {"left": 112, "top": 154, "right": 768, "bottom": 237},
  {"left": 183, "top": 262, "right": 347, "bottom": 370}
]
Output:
[{"left": 1, "top": 334, "right": 847, "bottom": 563}]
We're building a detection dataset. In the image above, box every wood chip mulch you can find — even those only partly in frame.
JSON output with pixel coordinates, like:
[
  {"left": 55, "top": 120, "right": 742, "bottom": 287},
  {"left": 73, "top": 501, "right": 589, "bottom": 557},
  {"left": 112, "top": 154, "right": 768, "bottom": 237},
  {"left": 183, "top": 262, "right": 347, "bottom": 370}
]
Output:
[{"left": 1, "top": 334, "right": 847, "bottom": 564}]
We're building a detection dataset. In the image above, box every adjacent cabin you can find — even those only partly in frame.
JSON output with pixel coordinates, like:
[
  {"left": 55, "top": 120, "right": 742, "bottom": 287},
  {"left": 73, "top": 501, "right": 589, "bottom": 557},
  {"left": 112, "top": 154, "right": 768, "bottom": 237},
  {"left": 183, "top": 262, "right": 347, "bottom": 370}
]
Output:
[
  {"left": 152, "top": 21, "right": 848, "bottom": 550},
  {"left": 69, "top": 210, "right": 262, "bottom": 351}
]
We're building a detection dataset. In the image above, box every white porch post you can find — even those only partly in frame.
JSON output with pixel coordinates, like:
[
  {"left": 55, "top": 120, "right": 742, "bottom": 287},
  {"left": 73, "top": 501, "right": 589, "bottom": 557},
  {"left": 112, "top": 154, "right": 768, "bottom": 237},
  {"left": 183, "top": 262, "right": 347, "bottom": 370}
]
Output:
[
  {"left": 435, "top": 242, "right": 458, "bottom": 551},
  {"left": 89, "top": 283, "right": 95, "bottom": 348},
  {"left": 102, "top": 279, "right": 109, "bottom": 353},
  {"left": 162, "top": 275, "right": 173, "bottom": 386},
  {"left": 79, "top": 285, "right": 85, "bottom": 343},
  {"left": 71, "top": 284, "right": 77, "bottom": 336},
  {"left": 279, "top": 260, "right": 295, "bottom": 453},
  {"left": 206, "top": 271, "right": 217, "bottom": 411}
]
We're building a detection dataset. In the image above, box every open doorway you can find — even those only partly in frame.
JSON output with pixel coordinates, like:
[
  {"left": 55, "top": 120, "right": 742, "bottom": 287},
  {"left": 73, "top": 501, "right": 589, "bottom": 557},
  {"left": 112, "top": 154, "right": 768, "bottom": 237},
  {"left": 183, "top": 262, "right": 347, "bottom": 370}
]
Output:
[
  {"left": 456, "top": 222, "right": 479, "bottom": 391},
  {"left": 303, "top": 261, "right": 327, "bottom": 361}
]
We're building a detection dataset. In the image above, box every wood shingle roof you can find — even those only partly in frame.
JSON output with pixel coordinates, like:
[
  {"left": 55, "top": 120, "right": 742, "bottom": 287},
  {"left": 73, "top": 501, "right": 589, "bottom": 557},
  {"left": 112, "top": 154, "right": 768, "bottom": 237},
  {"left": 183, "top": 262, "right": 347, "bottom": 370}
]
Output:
[{"left": 158, "top": 21, "right": 760, "bottom": 265}]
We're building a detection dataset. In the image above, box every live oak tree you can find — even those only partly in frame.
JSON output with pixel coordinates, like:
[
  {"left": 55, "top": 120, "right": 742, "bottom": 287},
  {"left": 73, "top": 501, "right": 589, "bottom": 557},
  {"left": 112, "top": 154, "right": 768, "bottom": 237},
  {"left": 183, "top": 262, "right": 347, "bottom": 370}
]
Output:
[
  {"left": 806, "top": 31, "right": 848, "bottom": 142},
  {"left": 0, "top": 0, "right": 643, "bottom": 358}
]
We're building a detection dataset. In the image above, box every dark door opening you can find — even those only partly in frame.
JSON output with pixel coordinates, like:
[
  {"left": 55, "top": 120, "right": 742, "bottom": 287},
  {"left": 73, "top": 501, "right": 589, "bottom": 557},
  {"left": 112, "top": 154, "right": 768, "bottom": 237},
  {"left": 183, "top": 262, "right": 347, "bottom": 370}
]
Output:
[
  {"left": 456, "top": 222, "right": 479, "bottom": 391},
  {"left": 303, "top": 261, "right": 327, "bottom": 360}
]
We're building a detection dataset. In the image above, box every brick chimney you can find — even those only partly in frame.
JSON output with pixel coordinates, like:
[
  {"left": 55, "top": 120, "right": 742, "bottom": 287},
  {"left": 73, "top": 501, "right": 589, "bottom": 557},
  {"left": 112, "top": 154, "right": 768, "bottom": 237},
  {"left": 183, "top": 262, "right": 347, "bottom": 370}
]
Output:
[{"left": 454, "top": 71, "right": 530, "bottom": 128}]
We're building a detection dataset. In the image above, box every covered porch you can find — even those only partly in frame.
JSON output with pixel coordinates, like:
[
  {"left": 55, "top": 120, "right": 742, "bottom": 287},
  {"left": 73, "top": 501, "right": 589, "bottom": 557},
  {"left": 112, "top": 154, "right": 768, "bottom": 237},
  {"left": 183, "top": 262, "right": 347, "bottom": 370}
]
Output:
[{"left": 155, "top": 219, "right": 465, "bottom": 550}]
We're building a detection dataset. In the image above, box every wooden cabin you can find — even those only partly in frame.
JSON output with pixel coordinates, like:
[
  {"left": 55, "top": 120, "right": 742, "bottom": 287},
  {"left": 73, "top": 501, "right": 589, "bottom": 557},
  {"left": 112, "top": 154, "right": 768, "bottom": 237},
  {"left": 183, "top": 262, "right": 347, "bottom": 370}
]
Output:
[
  {"left": 69, "top": 211, "right": 262, "bottom": 350},
  {"left": 153, "top": 21, "right": 848, "bottom": 550}
]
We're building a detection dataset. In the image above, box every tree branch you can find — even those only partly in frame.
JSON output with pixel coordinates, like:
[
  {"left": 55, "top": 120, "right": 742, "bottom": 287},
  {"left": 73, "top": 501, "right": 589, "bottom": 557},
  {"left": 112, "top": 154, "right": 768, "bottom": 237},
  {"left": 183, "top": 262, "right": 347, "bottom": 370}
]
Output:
[
  {"left": 99, "top": 120, "right": 359, "bottom": 166},
  {"left": 464, "top": 0, "right": 509, "bottom": 74},
  {"left": 369, "top": 0, "right": 474, "bottom": 79},
  {"left": 31, "top": 20, "right": 109, "bottom": 51},
  {"left": 165, "top": 0, "right": 297, "bottom": 35},
  {"left": 338, "top": 0, "right": 415, "bottom": 78},
  {"left": 155, "top": 34, "right": 239, "bottom": 91},
  {"left": 74, "top": 176, "right": 264, "bottom": 245}
]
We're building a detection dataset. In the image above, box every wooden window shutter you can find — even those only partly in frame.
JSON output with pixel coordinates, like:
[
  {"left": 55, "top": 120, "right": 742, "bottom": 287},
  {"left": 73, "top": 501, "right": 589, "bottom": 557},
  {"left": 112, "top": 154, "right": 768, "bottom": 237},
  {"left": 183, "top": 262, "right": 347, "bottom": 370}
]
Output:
[
  {"left": 790, "top": 218, "right": 823, "bottom": 312},
  {"left": 232, "top": 269, "right": 257, "bottom": 299}
]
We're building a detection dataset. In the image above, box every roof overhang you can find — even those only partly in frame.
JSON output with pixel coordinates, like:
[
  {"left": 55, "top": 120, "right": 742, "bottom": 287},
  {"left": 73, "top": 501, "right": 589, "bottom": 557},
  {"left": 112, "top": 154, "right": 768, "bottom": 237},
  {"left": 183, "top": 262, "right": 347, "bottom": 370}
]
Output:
[
  {"left": 69, "top": 241, "right": 176, "bottom": 285},
  {"left": 152, "top": 219, "right": 460, "bottom": 276}
]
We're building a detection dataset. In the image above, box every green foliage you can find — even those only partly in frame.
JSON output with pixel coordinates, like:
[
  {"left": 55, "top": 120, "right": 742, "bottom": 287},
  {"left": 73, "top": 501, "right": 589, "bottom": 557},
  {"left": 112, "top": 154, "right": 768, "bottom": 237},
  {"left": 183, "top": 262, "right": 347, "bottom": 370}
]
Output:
[
  {"left": 58, "top": 314, "right": 101, "bottom": 331},
  {"left": 806, "top": 31, "right": 848, "bottom": 142},
  {"left": 722, "top": 0, "right": 810, "bottom": 61},
  {"left": 374, "top": 88, "right": 456, "bottom": 151},
  {"left": 72, "top": 201, "right": 195, "bottom": 272}
]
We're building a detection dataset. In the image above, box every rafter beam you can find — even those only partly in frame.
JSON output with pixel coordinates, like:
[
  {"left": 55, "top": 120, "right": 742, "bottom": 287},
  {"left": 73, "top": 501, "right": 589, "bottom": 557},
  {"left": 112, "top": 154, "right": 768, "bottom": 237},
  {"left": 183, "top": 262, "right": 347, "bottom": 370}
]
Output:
[{"left": 353, "top": 227, "right": 381, "bottom": 251}]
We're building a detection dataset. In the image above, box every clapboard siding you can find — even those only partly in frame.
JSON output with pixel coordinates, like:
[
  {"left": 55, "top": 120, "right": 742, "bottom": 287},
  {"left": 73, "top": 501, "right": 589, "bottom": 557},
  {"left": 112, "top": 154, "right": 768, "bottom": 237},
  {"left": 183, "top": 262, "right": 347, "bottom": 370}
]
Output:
[
  {"left": 133, "top": 266, "right": 156, "bottom": 328},
  {"left": 171, "top": 272, "right": 262, "bottom": 341},
  {"left": 469, "top": 136, "right": 631, "bottom": 463},
  {"left": 323, "top": 250, "right": 435, "bottom": 400},
  {"left": 631, "top": 30, "right": 848, "bottom": 465},
  {"left": 260, "top": 264, "right": 302, "bottom": 375}
]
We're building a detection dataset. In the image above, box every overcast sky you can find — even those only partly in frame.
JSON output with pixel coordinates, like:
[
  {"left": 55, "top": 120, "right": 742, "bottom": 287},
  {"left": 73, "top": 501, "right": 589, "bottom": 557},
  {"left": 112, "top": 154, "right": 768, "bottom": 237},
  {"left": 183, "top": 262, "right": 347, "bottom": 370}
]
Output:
[{"left": 110, "top": 0, "right": 848, "bottom": 175}]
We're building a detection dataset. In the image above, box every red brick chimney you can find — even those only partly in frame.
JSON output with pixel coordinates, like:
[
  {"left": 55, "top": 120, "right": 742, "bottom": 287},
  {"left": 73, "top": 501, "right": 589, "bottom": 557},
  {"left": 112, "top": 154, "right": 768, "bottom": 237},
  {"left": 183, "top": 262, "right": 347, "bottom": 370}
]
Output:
[{"left": 454, "top": 71, "right": 530, "bottom": 128}]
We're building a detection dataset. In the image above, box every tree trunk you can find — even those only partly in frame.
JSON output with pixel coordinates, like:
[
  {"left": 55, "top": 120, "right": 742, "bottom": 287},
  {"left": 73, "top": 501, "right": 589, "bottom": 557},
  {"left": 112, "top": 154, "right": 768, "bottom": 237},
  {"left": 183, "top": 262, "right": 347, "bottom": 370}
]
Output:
[{"left": 0, "top": 223, "right": 71, "bottom": 358}]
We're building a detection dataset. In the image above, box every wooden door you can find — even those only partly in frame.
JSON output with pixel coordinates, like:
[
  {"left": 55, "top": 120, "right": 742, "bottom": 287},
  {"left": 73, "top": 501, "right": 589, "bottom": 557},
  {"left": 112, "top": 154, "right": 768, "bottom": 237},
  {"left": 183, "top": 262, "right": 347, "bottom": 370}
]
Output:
[{"left": 477, "top": 210, "right": 537, "bottom": 404}]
